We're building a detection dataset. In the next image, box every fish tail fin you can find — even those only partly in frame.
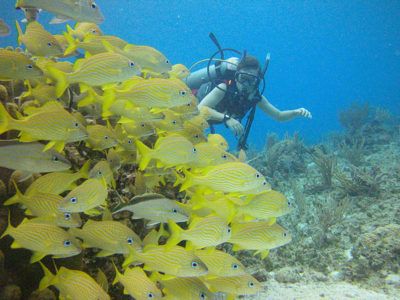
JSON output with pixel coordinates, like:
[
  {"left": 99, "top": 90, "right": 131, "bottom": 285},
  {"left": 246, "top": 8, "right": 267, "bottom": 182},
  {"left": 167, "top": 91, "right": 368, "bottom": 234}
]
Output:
[
  {"left": 122, "top": 247, "right": 137, "bottom": 269},
  {"left": 15, "top": 20, "right": 23, "bottom": 45},
  {"left": 135, "top": 140, "right": 152, "bottom": 170},
  {"left": 0, "top": 210, "right": 13, "bottom": 239},
  {"left": 165, "top": 220, "right": 183, "bottom": 248},
  {"left": 111, "top": 260, "right": 121, "bottom": 285},
  {"left": 102, "top": 88, "right": 115, "bottom": 117},
  {"left": 63, "top": 31, "right": 78, "bottom": 56},
  {"left": 178, "top": 169, "right": 194, "bottom": 192},
  {"left": 46, "top": 66, "right": 69, "bottom": 98},
  {"left": 38, "top": 262, "right": 55, "bottom": 290},
  {"left": 3, "top": 181, "right": 24, "bottom": 205},
  {"left": 78, "top": 159, "right": 91, "bottom": 179},
  {"left": 0, "top": 102, "right": 13, "bottom": 135}
]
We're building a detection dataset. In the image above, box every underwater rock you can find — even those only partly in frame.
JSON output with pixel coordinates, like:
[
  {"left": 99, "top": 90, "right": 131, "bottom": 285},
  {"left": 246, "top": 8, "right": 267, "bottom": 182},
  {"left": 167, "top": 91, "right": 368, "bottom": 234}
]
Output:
[
  {"left": 0, "top": 284, "right": 22, "bottom": 300},
  {"left": 274, "top": 266, "right": 303, "bottom": 283},
  {"left": 385, "top": 274, "right": 400, "bottom": 287},
  {"left": 28, "top": 288, "right": 56, "bottom": 300},
  {"left": 348, "top": 224, "right": 400, "bottom": 279}
]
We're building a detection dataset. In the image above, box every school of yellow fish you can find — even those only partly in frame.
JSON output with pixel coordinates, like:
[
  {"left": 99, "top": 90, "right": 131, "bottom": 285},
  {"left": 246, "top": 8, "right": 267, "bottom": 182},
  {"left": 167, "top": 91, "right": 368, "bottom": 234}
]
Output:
[{"left": 0, "top": 1, "right": 292, "bottom": 299}]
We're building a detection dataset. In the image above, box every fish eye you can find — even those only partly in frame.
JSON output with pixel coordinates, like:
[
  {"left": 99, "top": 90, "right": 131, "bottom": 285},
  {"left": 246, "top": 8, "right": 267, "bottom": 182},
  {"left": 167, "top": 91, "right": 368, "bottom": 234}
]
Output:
[
  {"left": 191, "top": 261, "right": 198, "bottom": 268},
  {"left": 199, "top": 292, "right": 206, "bottom": 300},
  {"left": 227, "top": 226, "right": 231, "bottom": 234},
  {"left": 73, "top": 122, "right": 79, "bottom": 127},
  {"left": 222, "top": 154, "right": 227, "bottom": 159},
  {"left": 283, "top": 232, "right": 288, "bottom": 237},
  {"left": 192, "top": 147, "right": 197, "bottom": 153},
  {"left": 179, "top": 90, "right": 186, "bottom": 96},
  {"left": 194, "top": 134, "right": 199, "bottom": 139},
  {"left": 287, "top": 201, "right": 292, "bottom": 206},
  {"left": 140, "top": 123, "right": 145, "bottom": 127},
  {"left": 104, "top": 135, "right": 109, "bottom": 140},
  {"left": 91, "top": 29, "right": 97, "bottom": 33},
  {"left": 70, "top": 196, "right": 78, "bottom": 204},
  {"left": 165, "top": 59, "right": 170, "bottom": 64},
  {"left": 97, "top": 171, "right": 102, "bottom": 176},
  {"left": 63, "top": 240, "right": 71, "bottom": 247},
  {"left": 147, "top": 292, "right": 154, "bottom": 299},
  {"left": 186, "top": 103, "right": 191, "bottom": 107},
  {"left": 127, "top": 139, "right": 133, "bottom": 144},
  {"left": 129, "top": 61, "right": 135, "bottom": 68},
  {"left": 127, "top": 237, "right": 134, "bottom": 245},
  {"left": 47, "top": 42, "right": 52, "bottom": 47},
  {"left": 172, "top": 120, "right": 177, "bottom": 125},
  {"left": 255, "top": 173, "right": 260, "bottom": 178},
  {"left": 248, "top": 281, "right": 255, "bottom": 288},
  {"left": 232, "top": 263, "right": 239, "bottom": 270},
  {"left": 172, "top": 208, "right": 178, "bottom": 213},
  {"left": 52, "top": 155, "right": 59, "bottom": 162},
  {"left": 64, "top": 213, "right": 71, "bottom": 220},
  {"left": 26, "top": 64, "right": 33, "bottom": 70},
  {"left": 262, "top": 181, "right": 267, "bottom": 186},
  {"left": 91, "top": 2, "right": 97, "bottom": 9}
]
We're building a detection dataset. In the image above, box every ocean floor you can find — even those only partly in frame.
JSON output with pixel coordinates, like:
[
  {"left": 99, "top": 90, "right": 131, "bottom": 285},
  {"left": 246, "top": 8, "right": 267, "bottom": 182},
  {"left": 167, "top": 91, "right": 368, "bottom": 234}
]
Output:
[{"left": 250, "top": 280, "right": 397, "bottom": 300}]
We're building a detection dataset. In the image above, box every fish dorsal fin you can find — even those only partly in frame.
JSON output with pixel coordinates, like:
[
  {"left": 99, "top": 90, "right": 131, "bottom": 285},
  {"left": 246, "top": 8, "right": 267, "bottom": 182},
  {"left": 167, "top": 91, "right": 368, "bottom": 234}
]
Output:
[{"left": 131, "top": 193, "right": 166, "bottom": 203}]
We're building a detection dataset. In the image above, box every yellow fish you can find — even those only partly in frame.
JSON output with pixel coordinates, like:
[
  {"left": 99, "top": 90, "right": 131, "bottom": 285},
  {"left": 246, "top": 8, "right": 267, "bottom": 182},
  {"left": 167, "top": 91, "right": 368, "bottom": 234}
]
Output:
[
  {"left": 113, "top": 265, "right": 162, "bottom": 300},
  {"left": 168, "top": 64, "right": 190, "bottom": 79},
  {"left": 0, "top": 19, "right": 10, "bottom": 37},
  {"left": 0, "top": 141, "right": 71, "bottom": 173},
  {"left": 229, "top": 221, "right": 292, "bottom": 258},
  {"left": 86, "top": 124, "right": 118, "bottom": 150},
  {"left": 121, "top": 121, "right": 155, "bottom": 140},
  {"left": 179, "top": 162, "right": 271, "bottom": 194},
  {"left": 0, "top": 101, "right": 88, "bottom": 152},
  {"left": 16, "top": 0, "right": 105, "bottom": 24},
  {"left": 1, "top": 216, "right": 81, "bottom": 263},
  {"left": 0, "top": 49, "right": 43, "bottom": 81},
  {"left": 22, "top": 160, "right": 90, "bottom": 196},
  {"left": 167, "top": 215, "right": 231, "bottom": 249},
  {"left": 70, "top": 22, "right": 103, "bottom": 40},
  {"left": 16, "top": 21, "right": 63, "bottom": 57},
  {"left": 69, "top": 220, "right": 142, "bottom": 257},
  {"left": 136, "top": 134, "right": 197, "bottom": 170},
  {"left": 48, "top": 52, "right": 141, "bottom": 97},
  {"left": 58, "top": 178, "right": 108, "bottom": 213},
  {"left": 195, "top": 249, "right": 247, "bottom": 277},
  {"left": 113, "top": 193, "right": 189, "bottom": 226},
  {"left": 200, "top": 273, "right": 261, "bottom": 296},
  {"left": 124, "top": 245, "right": 208, "bottom": 277},
  {"left": 160, "top": 277, "right": 214, "bottom": 300},
  {"left": 236, "top": 190, "right": 292, "bottom": 220},
  {"left": 21, "top": 82, "right": 69, "bottom": 105},
  {"left": 64, "top": 30, "right": 128, "bottom": 56},
  {"left": 207, "top": 133, "right": 229, "bottom": 150},
  {"left": 39, "top": 264, "right": 110, "bottom": 300},
  {"left": 190, "top": 142, "right": 238, "bottom": 168},
  {"left": 4, "top": 184, "right": 81, "bottom": 228},
  {"left": 89, "top": 160, "right": 116, "bottom": 188},
  {"left": 120, "top": 44, "right": 172, "bottom": 73},
  {"left": 103, "top": 77, "right": 194, "bottom": 110},
  {"left": 106, "top": 148, "right": 121, "bottom": 171}
]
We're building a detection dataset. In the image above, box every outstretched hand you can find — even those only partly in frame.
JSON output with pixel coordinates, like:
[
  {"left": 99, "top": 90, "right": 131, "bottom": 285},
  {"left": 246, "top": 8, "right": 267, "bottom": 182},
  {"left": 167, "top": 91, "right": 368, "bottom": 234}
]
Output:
[
  {"left": 226, "top": 118, "right": 244, "bottom": 137},
  {"left": 295, "top": 108, "right": 312, "bottom": 119}
]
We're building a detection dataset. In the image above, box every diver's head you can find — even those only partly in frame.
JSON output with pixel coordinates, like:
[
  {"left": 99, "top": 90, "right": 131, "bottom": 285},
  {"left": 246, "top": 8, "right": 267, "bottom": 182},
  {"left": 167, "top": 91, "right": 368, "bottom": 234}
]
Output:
[{"left": 235, "top": 55, "right": 261, "bottom": 94}]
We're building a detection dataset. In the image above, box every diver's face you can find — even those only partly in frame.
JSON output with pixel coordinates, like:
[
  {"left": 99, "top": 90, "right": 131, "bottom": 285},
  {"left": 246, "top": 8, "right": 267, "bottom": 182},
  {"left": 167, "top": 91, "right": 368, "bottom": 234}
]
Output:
[{"left": 235, "top": 68, "right": 260, "bottom": 94}]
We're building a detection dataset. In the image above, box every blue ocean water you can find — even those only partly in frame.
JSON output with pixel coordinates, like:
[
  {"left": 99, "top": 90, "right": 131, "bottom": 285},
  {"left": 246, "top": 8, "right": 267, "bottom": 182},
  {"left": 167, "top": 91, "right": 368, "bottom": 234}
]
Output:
[{"left": 1, "top": 0, "right": 399, "bottom": 149}]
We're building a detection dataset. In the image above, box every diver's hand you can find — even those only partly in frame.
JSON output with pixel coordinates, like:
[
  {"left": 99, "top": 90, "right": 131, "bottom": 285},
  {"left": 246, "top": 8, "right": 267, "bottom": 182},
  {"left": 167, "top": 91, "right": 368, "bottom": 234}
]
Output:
[
  {"left": 295, "top": 108, "right": 312, "bottom": 119},
  {"left": 226, "top": 118, "right": 244, "bottom": 137}
]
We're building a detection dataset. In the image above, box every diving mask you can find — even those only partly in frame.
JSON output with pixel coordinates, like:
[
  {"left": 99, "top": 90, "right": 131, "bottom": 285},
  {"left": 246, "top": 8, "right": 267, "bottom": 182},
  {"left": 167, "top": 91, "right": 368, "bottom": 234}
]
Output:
[{"left": 235, "top": 72, "right": 260, "bottom": 86}]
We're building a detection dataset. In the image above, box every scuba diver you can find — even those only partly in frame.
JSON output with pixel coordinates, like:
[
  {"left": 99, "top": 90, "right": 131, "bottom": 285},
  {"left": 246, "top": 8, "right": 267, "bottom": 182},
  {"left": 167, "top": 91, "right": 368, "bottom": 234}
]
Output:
[{"left": 185, "top": 33, "right": 312, "bottom": 150}]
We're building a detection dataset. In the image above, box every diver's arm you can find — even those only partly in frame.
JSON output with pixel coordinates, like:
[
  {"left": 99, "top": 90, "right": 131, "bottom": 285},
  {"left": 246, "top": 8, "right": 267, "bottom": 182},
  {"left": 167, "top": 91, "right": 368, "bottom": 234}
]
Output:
[
  {"left": 257, "top": 96, "right": 312, "bottom": 121},
  {"left": 198, "top": 83, "right": 227, "bottom": 122}
]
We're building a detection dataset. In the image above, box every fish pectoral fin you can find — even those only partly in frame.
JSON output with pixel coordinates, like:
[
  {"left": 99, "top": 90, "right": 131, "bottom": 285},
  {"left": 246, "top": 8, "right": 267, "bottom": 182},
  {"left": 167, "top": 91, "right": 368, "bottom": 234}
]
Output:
[
  {"left": 232, "top": 244, "right": 243, "bottom": 252},
  {"left": 18, "top": 132, "right": 35, "bottom": 142},
  {"left": 43, "top": 141, "right": 65, "bottom": 153},
  {"left": 50, "top": 15, "right": 70, "bottom": 24},
  {"left": 10, "top": 240, "right": 23, "bottom": 249},
  {"left": 30, "top": 252, "right": 46, "bottom": 263},
  {"left": 96, "top": 250, "right": 114, "bottom": 257}
]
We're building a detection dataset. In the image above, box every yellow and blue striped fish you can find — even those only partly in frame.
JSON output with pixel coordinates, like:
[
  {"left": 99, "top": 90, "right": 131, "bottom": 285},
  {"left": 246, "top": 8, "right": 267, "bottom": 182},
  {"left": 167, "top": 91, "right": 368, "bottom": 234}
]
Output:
[{"left": 0, "top": 49, "right": 43, "bottom": 81}]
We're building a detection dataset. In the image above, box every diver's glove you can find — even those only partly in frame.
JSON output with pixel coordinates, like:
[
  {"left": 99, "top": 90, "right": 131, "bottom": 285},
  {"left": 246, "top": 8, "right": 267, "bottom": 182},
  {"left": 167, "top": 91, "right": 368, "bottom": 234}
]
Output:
[{"left": 225, "top": 117, "right": 244, "bottom": 137}]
